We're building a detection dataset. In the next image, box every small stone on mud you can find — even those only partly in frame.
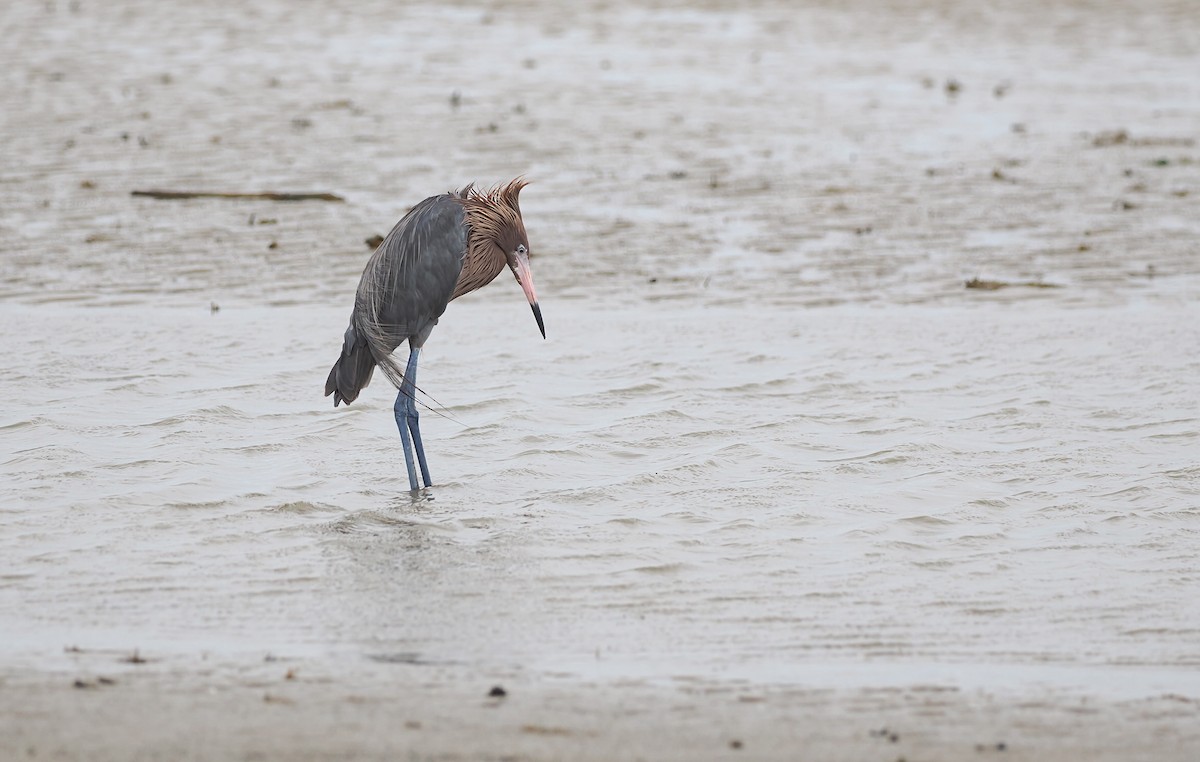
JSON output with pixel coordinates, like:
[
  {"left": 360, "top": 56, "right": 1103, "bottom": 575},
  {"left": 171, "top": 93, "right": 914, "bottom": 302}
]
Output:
[
  {"left": 729, "top": 739, "right": 743, "bottom": 750},
  {"left": 488, "top": 685, "right": 507, "bottom": 698},
  {"left": 365, "top": 234, "right": 384, "bottom": 249}
]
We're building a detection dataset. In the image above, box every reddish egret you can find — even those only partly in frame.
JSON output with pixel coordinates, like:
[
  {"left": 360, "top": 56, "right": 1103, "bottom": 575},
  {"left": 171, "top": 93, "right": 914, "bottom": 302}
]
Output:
[{"left": 325, "top": 179, "right": 544, "bottom": 490}]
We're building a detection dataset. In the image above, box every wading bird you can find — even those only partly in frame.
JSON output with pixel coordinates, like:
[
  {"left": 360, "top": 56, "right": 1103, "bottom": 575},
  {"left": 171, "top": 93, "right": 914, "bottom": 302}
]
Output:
[{"left": 325, "top": 179, "right": 544, "bottom": 491}]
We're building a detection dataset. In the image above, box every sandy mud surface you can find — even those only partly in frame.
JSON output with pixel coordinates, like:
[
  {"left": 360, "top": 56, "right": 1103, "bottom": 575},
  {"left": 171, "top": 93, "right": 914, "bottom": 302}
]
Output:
[{"left": 2, "top": 0, "right": 1198, "bottom": 759}]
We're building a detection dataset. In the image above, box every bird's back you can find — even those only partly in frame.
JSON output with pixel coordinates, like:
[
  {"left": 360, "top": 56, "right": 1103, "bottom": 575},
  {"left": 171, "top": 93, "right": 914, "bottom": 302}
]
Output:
[
  {"left": 325, "top": 194, "right": 465, "bottom": 397},
  {"left": 354, "top": 193, "right": 465, "bottom": 358}
]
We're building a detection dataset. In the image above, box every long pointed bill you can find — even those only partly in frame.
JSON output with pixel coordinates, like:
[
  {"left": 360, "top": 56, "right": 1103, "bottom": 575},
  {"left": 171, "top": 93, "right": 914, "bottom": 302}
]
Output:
[{"left": 512, "top": 254, "right": 545, "bottom": 339}]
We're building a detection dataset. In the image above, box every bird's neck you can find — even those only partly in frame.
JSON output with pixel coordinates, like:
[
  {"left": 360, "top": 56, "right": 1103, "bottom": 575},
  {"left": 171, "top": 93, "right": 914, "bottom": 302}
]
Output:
[{"left": 452, "top": 232, "right": 507, "bottom": 301}]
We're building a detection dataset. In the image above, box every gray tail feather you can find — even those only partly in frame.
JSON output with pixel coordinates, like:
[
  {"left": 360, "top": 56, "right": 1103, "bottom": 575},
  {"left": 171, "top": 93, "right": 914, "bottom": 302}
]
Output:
[{"left": 325, "top": 325, "right": 376, "bottom": 407}]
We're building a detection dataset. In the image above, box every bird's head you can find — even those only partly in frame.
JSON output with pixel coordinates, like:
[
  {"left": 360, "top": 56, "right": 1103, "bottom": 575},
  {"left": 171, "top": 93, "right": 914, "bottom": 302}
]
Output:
[
  {"left": 460, "top": 178, "right": 544, "bottom": 339},
  {"left": 505, "top": 239, "right": 544, "bottom": 339}
]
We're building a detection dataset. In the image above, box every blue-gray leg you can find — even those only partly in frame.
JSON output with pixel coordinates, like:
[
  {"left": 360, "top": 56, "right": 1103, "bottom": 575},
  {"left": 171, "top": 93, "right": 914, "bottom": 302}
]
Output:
[
  {"left": 403, "top": 348, "right": 432, "bottom": 488},
  {"left": 392, "top": 348, "right": 432, "bottom": 491}
]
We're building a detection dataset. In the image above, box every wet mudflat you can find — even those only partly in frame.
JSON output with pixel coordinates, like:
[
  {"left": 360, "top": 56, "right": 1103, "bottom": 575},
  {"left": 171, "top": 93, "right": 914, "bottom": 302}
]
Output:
[{"left": 2, "top": 1, "right": 1199, "bottom": 760}]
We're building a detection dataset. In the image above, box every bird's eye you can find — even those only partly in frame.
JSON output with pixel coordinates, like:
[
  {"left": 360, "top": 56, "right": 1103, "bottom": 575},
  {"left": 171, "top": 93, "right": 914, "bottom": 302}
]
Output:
[{"left": 516, "top": 244, "right": 527, "bottom": 255}]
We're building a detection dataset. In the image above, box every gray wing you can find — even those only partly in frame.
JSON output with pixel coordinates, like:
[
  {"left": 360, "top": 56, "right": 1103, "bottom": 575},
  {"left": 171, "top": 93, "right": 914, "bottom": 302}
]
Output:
[{"left": 352, "top": 193, "right": 466, "bottom": 389}]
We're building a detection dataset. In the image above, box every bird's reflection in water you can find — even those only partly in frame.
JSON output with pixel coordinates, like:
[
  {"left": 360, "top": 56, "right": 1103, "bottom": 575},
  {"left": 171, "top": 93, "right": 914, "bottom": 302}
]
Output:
[{"left": 316, "top": 495, "right": 515, "bottom": 666}]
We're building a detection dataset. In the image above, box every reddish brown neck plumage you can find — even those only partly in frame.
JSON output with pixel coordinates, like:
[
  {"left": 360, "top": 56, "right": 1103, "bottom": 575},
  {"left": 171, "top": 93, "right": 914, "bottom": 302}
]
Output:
[{"left": 451, "top": 179, "right": 529, "bottom": 301}]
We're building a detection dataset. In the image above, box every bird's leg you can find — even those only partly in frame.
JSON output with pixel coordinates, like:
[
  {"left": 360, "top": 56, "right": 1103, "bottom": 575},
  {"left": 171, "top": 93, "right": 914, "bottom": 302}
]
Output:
[
  {"left": 402, "top": 347, "right": 433, "bottom": 488},
  {"left": 393, "top": 389, "right": 420, "bottom": 491}
]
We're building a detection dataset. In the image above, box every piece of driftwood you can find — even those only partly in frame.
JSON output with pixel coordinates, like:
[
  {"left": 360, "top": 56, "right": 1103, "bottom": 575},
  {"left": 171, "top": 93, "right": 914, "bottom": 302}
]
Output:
[
  {"left": 131, "top": 190, "right": 345, "bottom": 202},
  {"left": 965, "top": 278, "right": 1062, "bottom": 291}
]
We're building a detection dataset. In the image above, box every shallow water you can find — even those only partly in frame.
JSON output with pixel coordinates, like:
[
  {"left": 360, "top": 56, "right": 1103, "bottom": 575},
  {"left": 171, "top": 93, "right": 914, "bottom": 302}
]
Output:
[{"left": 3, "top": 0, "right": 1200, "bottom": 703}]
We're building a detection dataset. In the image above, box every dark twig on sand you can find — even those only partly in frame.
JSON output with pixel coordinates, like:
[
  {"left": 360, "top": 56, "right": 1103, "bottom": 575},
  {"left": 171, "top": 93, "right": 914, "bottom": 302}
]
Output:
[
  {"left": 131, "top": 190, "right": 345, "bottom": 202},
  {"left": 965, "top": 278, "right": 1062, "bottom": 291}
]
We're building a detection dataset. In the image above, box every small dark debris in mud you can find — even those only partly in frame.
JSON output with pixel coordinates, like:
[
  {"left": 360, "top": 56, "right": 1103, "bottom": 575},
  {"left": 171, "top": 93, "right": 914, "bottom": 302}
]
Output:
[
  {"left": 944, "top": 78, "right": 961, "bottom": 96},
  {"left": 965, "top": 278, "right": 1061, "bottom": 291},
  {"left": 868, "top": 727, "right": 902, "bottom": 745},
  {"left": 365, "top": 234, "right": 385, "bottom": 249},
  {"left": 210, "top": 302, "right": 221, "bottom": 313},
  {"left": 997, "top": 742, "right": 1007, "bottom": 751},
  {"left": 285, "top": 668, "right": 297, "bottom": 680},
  {"left": 263, "top": 692, "right": 295, "bottom": 705},
  {"left": 268, "top": 240, "right": 279, "bottom": 250},
  {"left": 521, "top": 724, "right": 572, "bottom": 736},
  {"left": 729, "top": 739, "right": 744, "bottom": 750},
  {"left": 97, "top": 677, "right": 116, "bottom": 686},
  {"left": 80, "top": 179, "right": 95, "bottom": 189},
  {"left": 855, "top": 225, "right": 873, "bottom": 235},
  {"left": 405, "top": 720, "right": 422, "bottom": 730},
  {"left": 668, "top": 170, "right": 688, "bottom": 180},
  {"left": 1011, "top": 122, "right": 1027, "bottom": 134},
  {"left": 488, "top": 685, "right": 508, "bottom": 698},
  {"left": 648, "top": 277, "right": 658, "bottom": 284},
  {"left": 991, "top": 168, "right": 1015, "bottom": 182},
  {"left": 1092, "top": 129, "right": 1196, "bottom": 149},
  {"left": 1113, "top": 199, "right": 1137, "bottom": 211},
  {"left": 122, "top": 650, "right": 147, "bottom": 664},
  {"left": 73, "top": 679, "right": 94, "bottom": 689},
  {"left": 1093, "top": 129, "right": 1130, "bottom": 147},
  {"left": 993, "top": 81, "right": 1011, "bottom": 98},
  {"left": 449, "top": 90, "right": 462, "bottom": 109}
]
